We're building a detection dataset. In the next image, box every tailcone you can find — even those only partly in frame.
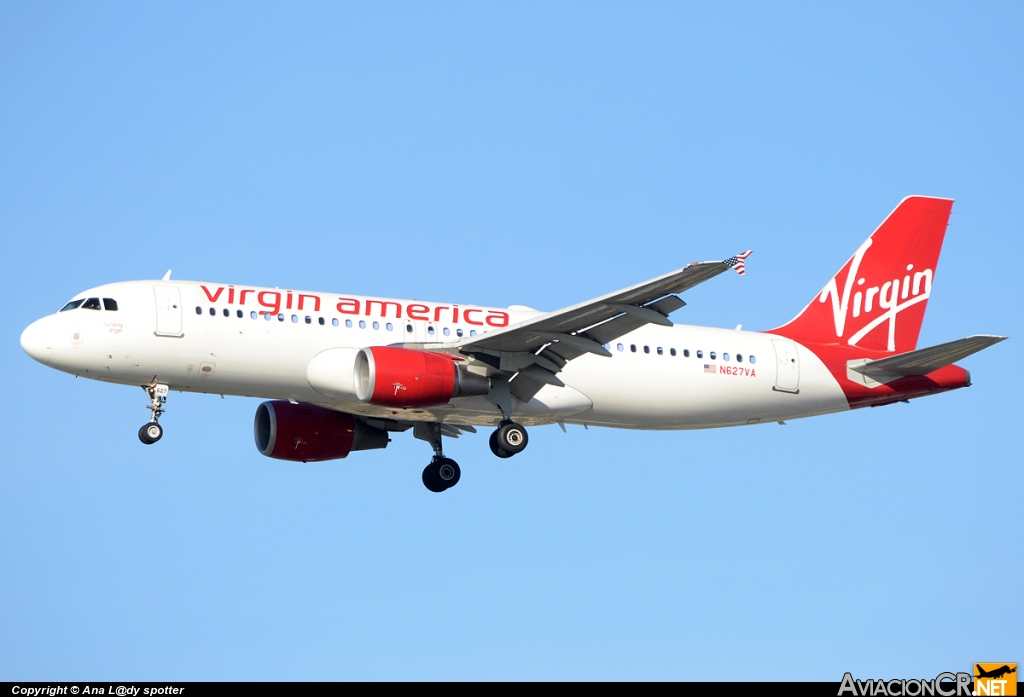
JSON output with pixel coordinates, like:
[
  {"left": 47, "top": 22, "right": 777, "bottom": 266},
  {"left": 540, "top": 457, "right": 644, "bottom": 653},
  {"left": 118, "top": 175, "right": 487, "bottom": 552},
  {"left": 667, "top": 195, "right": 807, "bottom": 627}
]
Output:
[{"left": 926, "top": 364, "right": 971, "bottom": 391}]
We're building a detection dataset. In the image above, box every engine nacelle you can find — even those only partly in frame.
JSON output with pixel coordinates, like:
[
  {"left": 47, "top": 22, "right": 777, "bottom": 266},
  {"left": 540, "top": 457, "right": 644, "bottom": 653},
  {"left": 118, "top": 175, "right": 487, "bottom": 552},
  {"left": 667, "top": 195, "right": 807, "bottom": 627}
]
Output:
[
  {"left": 354, "top": 347, "right": 490, "bottom": 408},
  {"left": 254, "top": 401, "right": 389, "bottom": 462}
]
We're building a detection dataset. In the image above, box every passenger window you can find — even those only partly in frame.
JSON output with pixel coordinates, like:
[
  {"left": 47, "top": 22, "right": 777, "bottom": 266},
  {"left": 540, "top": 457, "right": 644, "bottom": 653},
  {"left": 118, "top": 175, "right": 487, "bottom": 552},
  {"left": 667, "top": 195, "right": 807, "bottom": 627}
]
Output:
[
  {"left": 617, "top": 343, "right": 624, "bottom": 352},
  {"left": 670, "top": 348, "right": 677, "bottom": 356},
  {"left": 103, "top": 298, "right": 118, "bottom": 311},
  {"left": 373, "top": 321, "right": 379, "bottom": 330},
  {"left": 456, "top": 328, "right": 463, "bottom": 337},
  {"left": 428, "top": 326, "right": 435, "bottom": 335},
  {"left": 209, "top": 308, "right": 216, "bottom": 316},
  {"left": 443, "top": 327, "right": 450, "bottom": 336},
  {"left": 319, "top": 317, "right": 325, "bottom": 326},
  {"left": 696, "top": 350, "right": 703, "bottom": 358},
  {"left": 305, "top": 316, "right": 312, "bottom": 324},
  {"left": 346, "top": 319, "right": 353, "bottom": 328},
  {"left": 630, "top": 344, "right": 636, "bottom": 353},
  {"left": 223, "top": 308, "right": 230, "bottom": 317},
  {"left": 737, "top": 354, "right": 743, "bottom": 362},
  {"left": 278, "top": 313, "right": 284, "bottom": 322},
  {"left": 723, "top": 353, "right": 730, "bottom": 361},
  {"left": 406, "top": 324, "right": 413, "bottom": 333},
  {"left": 470, "top": 330, "right": 477, "bottom": 337},
  {"left": 82, "top": 298, "right": 101, "bottom": 310},
  {"left": 196, "top": 306, "right": 202, "bottom": 315},
  {"left": 237, "top": 310, "right": 243, "bottom": 318},
  {"left": 332, "top": 318, "right": 339, "bottom": 327},
  {"left": 264, "top": 312, "right": 272, "bottom": 321},
  {"left": 749, "top": 355, "right": 756, "bottom": 364},
  {"left": 60, "top": 299, "right": 85, "bottom": 312},
  {"left": 643, "top": 346, "right": 650, "bottom": 354},
  {"left": 386, "top": 323, "right": 393, "bottom": 331},
  {"left": 683, "top": 349, "right": 689, "bottom": 357},
  {"left": 251, "top": 311, "right": 257, "bottom": 319},
  {"left": 710, "top": 351, "right": 716, "bottom": 360},
  {"left": 657, "top": 347, "right": 663, "bottom": 355},
  {"left": 358, "top": 320, "right": 366, "bottom": 329},
  {"left": 291, "top": 315, "right": 298, "bottom": 323}
]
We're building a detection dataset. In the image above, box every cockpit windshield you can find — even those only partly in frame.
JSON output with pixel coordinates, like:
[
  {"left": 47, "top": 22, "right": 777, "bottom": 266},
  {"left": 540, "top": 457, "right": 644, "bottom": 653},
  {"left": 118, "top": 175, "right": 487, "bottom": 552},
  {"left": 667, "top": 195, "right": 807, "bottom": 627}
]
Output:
[
  {"left": 59, "top": 297, "right": 117, "bottom": 312},
  {"left": 58, "top": 294, "right": 118, "bottom": 311},
  {"left": 60, "top": 299, "right": 85, "bottom": 312}
]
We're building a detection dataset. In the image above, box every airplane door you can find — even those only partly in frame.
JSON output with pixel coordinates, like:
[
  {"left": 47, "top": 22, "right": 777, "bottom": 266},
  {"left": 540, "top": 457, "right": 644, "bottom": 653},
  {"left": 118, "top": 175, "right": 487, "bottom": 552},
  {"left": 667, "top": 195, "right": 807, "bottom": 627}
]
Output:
[
  {"left": 154, "top": 285, "right": 184, "bottom": 337},
  {"left": 410, "top": 320, "right": 435, "bottom": 344},
  {"left": 772, "top": 338, "right": 800, "bottom": 393},
  {"left": 412, "top": 320, "right": 427, "bottom": 344}
]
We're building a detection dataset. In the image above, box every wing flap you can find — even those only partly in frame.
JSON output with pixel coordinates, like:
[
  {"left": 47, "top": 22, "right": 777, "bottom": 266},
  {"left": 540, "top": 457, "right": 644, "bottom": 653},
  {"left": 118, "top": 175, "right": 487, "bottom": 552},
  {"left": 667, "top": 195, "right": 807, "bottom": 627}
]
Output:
[
  {"left": 581, "top": 296, "right": 686, "bottom": 346},
  {"left": 508, "top": 371, "right": 548, "bottom": 402}
]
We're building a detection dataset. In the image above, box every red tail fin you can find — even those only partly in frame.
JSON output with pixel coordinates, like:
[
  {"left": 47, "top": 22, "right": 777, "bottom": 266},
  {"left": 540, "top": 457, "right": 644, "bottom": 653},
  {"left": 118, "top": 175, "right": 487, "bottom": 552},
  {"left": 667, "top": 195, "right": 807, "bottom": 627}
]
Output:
[{"left": 773, "top": 196, "right": 953, "bottom": 353}]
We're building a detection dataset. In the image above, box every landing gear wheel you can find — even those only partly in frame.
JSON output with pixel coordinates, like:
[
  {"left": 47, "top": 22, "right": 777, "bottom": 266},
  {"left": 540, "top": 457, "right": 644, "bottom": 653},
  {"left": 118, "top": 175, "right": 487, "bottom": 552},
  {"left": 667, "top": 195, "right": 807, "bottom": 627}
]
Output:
[
  {"left": 422, "top": 457, "right": 461, "bottom": 492},
  {"left": 489, "top": 431, "right": 514, "bottom": 459},
  {"left": 415, "top": 423, "right": 462, "bottom": 492},
  {"left": 495, "top": 422, "right": 528, "bottom": 454},
  {"left": 422, "top": 464, "right": 446, "bottom": 493},
  {"left": 436, "top": 458, "right": 461, "bottom": 488},
  {"left": 139, "top": 422, "right": 163, "bottom": 445}
]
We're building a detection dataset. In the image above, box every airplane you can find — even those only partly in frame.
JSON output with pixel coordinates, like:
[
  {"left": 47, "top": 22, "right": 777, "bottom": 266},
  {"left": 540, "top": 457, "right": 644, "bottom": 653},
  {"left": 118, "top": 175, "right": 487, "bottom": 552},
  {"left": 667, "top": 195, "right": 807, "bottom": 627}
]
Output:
[
  {"left": 975, "top": 665, "right": 1017, "bottom": 680},
  {"left": 20, "top": 196, "right": 1006, "bottom": 492}
]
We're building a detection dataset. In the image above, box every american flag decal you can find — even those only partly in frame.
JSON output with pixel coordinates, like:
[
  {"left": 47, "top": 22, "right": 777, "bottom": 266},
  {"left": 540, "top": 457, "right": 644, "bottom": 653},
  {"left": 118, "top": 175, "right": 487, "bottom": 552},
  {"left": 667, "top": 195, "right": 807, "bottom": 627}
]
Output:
[
  {"left": 704, "top": 364, "right": 716, "bottom": 374},
  {"left": 724, "top": 250, "right": 753, "bottom": 276}
]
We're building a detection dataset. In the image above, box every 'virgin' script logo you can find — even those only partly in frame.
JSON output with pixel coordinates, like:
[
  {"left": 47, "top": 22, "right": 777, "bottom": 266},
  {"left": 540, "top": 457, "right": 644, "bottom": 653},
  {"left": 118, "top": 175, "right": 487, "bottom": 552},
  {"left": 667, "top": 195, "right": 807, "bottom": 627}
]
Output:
[{"left": 818, "top": 238, "right": 933, "bottom": 351}]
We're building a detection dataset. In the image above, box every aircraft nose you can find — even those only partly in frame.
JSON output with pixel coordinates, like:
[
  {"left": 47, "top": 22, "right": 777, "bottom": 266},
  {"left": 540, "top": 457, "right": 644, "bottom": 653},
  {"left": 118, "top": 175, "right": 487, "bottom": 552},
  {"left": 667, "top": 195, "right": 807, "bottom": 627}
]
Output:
[{"left": 21, "top": 318, "right": 53, "bottom": 366}]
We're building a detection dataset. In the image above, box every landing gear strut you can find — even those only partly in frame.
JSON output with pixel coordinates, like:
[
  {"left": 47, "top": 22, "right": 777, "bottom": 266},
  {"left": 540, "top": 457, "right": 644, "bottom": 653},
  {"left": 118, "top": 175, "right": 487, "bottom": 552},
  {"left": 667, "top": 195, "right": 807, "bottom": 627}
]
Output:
[
  {"left": 139, "top": 384, "right": 168, "bottom": 445},
  {"left": 489, "top": 420, "right": 528, "bottom": 458},
  {"left": 416, "top": 422, "right": 461, "bottom": 493}
]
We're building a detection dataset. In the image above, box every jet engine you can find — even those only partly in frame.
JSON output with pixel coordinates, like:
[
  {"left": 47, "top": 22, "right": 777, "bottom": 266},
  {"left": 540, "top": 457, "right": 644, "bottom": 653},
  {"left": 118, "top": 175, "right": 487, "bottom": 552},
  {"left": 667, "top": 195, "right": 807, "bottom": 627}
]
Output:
[
  {"left": 354, "top": 347, "right": 490, "bottom": 408},
  {"left": 254, "top": 400, "right": 389, "bottom": 462}
]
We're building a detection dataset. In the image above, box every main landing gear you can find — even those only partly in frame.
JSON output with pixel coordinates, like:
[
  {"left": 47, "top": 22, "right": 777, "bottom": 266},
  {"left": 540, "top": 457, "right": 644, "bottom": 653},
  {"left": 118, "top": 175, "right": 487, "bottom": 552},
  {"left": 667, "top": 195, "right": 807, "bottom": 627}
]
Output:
[
  {"left": 418, "top": 422, "right": 462, "bottom": 493},
  {"left": 422, "top": 457, "right": 461, "bottom": 493},
  {"left": 417, "top": 420, "right": 530, "bottom": 491},
  {"left": 138, "top": 384, "right": 169, "bottom": 445},
  {"left": 489, "top": 421, "right": 528, "bottom": 459}
]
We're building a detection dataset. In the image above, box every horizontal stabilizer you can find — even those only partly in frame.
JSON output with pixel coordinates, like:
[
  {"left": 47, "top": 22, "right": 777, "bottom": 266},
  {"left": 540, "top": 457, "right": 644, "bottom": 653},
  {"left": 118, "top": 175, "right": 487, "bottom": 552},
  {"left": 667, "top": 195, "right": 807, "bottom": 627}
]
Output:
[{"left": 851, "top": 334, "right": 1006, "bottom": 379}]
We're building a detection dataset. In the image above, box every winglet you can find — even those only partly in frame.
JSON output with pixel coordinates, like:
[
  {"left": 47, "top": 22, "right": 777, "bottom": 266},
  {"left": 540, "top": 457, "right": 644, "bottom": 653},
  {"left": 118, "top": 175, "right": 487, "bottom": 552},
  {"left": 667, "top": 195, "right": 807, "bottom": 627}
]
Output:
[
  {"left": 162, "top": 270, "right": 172, "bottom": 281},
  {"left": 724, "top": 251, "right": 753, "bottom": 276}
]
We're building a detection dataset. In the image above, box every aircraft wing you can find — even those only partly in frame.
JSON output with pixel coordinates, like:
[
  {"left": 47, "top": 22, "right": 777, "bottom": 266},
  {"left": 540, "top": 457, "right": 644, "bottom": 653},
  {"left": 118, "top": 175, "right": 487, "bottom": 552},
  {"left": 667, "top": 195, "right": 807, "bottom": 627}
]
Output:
[{"left": 410, "top": 255, "right": 749, "bottom": 400}]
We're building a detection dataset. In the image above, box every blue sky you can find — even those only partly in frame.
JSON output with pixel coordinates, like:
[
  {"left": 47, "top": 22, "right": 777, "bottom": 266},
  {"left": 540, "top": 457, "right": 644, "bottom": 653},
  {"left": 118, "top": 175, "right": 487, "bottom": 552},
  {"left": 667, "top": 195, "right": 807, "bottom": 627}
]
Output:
[{"left": 1, "top": 2, "right": 1021, "bottom": 680}]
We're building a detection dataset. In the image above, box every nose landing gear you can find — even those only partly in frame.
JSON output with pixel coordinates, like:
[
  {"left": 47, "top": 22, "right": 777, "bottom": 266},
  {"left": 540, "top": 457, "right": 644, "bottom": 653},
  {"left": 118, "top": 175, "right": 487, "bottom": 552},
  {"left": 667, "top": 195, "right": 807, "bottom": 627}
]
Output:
[{"left": 139, "top": 384, "right": 169, "bottom": 445}]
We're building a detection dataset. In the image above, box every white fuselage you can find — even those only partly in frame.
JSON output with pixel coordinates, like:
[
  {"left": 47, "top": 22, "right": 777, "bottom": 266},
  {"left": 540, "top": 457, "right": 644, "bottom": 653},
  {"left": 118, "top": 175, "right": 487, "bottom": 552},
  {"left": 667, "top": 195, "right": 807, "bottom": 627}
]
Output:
[{"left": 21, "top": 280, "right": 852, "bottom": 430}]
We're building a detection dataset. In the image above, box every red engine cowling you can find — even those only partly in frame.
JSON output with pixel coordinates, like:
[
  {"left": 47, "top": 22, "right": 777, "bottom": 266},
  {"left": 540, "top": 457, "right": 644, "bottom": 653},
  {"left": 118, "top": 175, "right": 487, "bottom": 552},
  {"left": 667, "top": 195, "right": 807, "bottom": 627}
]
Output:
[
  {"left": 254, "top": 401, "right": 389, "bottom": 462},
  {"left": 354, "top": 347, "right": 490, "bottom": 408}
]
